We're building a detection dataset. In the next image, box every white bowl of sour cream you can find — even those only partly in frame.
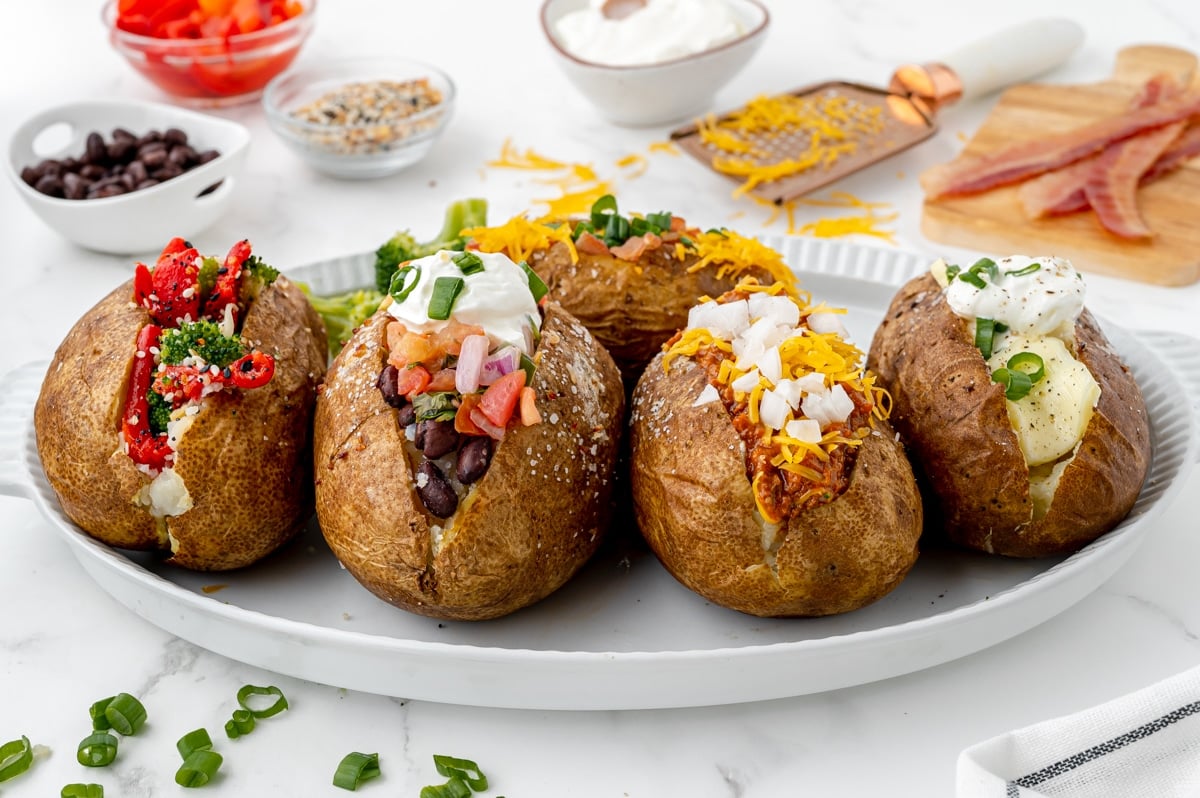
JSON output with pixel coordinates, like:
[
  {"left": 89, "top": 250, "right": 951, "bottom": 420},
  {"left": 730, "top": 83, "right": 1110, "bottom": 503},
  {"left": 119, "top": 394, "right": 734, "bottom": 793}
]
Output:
[{"left": 539, "top": 0, "right": 769, "bottom": 127}]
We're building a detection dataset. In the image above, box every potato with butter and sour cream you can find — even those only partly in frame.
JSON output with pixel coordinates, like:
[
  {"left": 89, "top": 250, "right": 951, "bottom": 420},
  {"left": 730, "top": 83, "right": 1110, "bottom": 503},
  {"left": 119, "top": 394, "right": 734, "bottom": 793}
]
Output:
[
  {"left": 867, "top": 255, "right": 1151, "bottom": 558},
  {"left": 314, "top": 249, "right": 625, "bottom": 621},
  {"left": 554, "top": 0, "right": 746, "bottom": 67}
]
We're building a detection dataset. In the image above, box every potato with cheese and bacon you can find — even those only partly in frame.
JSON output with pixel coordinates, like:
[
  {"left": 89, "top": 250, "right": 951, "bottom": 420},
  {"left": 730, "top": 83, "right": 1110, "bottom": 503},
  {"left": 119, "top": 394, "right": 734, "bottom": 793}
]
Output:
[
  {"left": 465, "top": 195, "right": 797, "bottom": 383},
  {"left": 629, "top": 279, "right": 922, "bottom": 617}
]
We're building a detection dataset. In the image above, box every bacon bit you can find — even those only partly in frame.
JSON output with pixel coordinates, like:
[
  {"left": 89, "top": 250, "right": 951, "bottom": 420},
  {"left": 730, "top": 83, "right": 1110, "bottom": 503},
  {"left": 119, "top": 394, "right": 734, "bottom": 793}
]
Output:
[
  {"left": 575, "top": 231, "right": 610, "bottom": 256},
  {"left": 642, "top": 231, "right": 663, "bottom": 250},
  {"left": 609, "top": 235, "right": 647, "bottom": 262}
]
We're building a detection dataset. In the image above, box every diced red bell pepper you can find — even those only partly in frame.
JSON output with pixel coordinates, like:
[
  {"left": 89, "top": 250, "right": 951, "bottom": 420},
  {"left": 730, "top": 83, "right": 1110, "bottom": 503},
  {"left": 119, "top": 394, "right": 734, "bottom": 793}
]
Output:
[{"left": 396, "top": 365, "right": 432, "bottom": 400}]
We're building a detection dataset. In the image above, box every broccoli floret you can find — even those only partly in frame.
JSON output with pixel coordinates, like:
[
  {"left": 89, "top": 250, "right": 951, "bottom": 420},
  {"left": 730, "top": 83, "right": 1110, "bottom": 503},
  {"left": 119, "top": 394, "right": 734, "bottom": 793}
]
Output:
[
  {"left": 300, "top": 286, "right": 385, "bottom": 359},
  {"left": 158, "top": 320, "right": 246, "bottom": 367},
  {"left": 374, "top": 198, "right": 488, "bottom": 292},
  {"left": 243, "top": 254, "right": 279, "bottom": 285},
  {"left": 146, "top": 389, "right": 173, "bottom": 435},
  {"left": 197, "top": 255, "right": 221, "bottom": 298}
]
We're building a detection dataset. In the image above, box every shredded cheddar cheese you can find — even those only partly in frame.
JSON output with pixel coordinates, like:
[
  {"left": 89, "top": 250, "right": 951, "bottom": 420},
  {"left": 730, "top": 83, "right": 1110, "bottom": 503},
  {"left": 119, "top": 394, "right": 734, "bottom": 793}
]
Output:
[
  {"left": 688, "top": 229, "right": 798, "bottom": 293},
  {"left": 488, "top": 138, "right": 570, "bottom": 170},
  {"left": 615, "top": 153, "right": 649, "bottom": 178},
  {"left": 648, "top": 140, "right": 680, "bottom": 155},
  {"left": 464, "top": 216, "right": 579, "bottom": 265},
  {"left": 536, "top": 181, "right": 614, "bottom": 218},
  {"left": 753, "top": 192, "right": 898, "bottom": 242}
]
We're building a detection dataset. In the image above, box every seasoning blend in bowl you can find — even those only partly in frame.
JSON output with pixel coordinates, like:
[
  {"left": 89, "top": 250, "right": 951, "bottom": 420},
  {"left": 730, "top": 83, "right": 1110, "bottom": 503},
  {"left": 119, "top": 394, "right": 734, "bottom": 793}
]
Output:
[
  {"left": 262, "top": 58, "right": 455, "bottom": 179},
  {"left": 539, "top": 0, "right": 769, "bottom": 126}
]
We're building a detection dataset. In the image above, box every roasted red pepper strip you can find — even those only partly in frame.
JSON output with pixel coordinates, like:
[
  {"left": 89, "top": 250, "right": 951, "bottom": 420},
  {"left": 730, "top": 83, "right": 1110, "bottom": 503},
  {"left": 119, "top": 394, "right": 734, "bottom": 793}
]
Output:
[
  {"left": 206, "top": 238, "right": 249, "bottom": 325},
  {"left": 122, "top": 324, "right": 173, "bottom": 471},
  {"left": 135, "top": 237, "right": 202, "bottom": 326},
  {"left": 229, "top": 351, "right": 274, "bottom": 389}
]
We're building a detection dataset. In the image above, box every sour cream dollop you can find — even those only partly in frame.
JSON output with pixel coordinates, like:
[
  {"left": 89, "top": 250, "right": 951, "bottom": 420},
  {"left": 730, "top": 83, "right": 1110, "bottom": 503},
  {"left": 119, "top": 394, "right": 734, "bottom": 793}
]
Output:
[
  {"left": 939, "top": 255, "right": 1085, "bottom": 338},
  {"left": 554, "top": 0, "right": 746, "bottom": 67},
  {"left": 386, "top": 250, "right": 540, "bottom": 353}
]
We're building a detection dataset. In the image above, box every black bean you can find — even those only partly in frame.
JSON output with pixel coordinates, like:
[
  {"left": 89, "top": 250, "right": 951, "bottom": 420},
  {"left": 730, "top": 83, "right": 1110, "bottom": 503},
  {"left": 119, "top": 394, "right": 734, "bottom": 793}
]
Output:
[
  {"left": 107, "top": 138, "right": 137, "bottom": 163},
  {"left": 34, "top": 174, "right": 64, "bottom": 197},
  {"left": 396, "top": 404, "right": 416, "bottom": 427},
  {"left": 80, "top": 164, "right": 106, "bottom": 180},
  {"left": 416, "top": 460, "right": 458, "bottom": 518},
  {"left": 163, "top": 127, "right": 188, "bottom": 146},
  {"left": 62, "top": 172, "right": 88, "bottom": 199},
  {"left": 112, "top": 127, "right": 137, "bottom": 143},
  {"left": 20, "top": 166, "right": 39, "bottom": 186},
  {"left": 134, "top": 179, "right": 160, "bottom": 191},
  {"left": 119, "top": 171, "right": 137, "bottom": 190},
  {"left": 140, "top": 146, "right": 168, "bottom": 168},
  {"left": 169, "top": 145, "right": 195, "bottom": 167},
  {"left": 126, "top": 160, "right": 148, "bottom": 184},
  {"left": 136, "top": 130, "right": 161, "bottom": 146},
  {"left": 420, "top": 420, "right": 459, "bottom": 459},
  {"left": 91, "top": 183, "right": 126, "bottom": 198},
  {"left": 61, "top": 157, "right": 80, "bottom": 173},
  {"left": 196, "top": 149, "right": 220, "bottom": 164},
  {"left": 376, "top": 365, "right": 408, "bottom": 408},
  {"left": 85, "top": 132, "right": 107, "bottom": 164},
  {"left": 151, "top": 162, "right": 183, "bottom": 181},
  {"left": 456, "top": 436, "right": 494, "bottom": 484},
  {"left": 37, "top": 159, "right": 63, "bottom": 178}
]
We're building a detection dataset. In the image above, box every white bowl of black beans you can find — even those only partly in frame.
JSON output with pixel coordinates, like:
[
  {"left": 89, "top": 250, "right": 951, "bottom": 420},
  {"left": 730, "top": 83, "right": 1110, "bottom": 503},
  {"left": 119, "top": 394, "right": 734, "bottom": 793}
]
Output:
[{"left": 6, "top": 98, "right": 249, "bottom": 254}]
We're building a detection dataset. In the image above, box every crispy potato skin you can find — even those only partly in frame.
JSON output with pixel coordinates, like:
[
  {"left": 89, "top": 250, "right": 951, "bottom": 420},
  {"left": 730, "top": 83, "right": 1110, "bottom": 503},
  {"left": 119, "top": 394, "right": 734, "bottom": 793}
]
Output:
[
  {"left": 529, "top": 241, "right": 776, "bottom": 382},
  {"left": 866, "top": 272, "right": 1151, "bottom": 557},
  {"left": 34, "top": 276, "right": 327, "bottom": 570},
  {"left": 629, "top": 354, "right": 922, "bottom": 617},
  {"left": 314, "top": 301, "right": 625, "bottom": 621}
]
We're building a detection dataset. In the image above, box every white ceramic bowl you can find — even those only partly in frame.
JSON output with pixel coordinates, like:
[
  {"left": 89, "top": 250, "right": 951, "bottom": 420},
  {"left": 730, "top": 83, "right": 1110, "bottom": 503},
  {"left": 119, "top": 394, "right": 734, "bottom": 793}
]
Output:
[
  {"left": 539, "top": 0, "right": 769, "bottom": 127},
  {"left": 262, "top": 57, "right": 455, "bottom": 179},
  {"left": 6, "top": 99, "right": 249, "bottom": 254}
]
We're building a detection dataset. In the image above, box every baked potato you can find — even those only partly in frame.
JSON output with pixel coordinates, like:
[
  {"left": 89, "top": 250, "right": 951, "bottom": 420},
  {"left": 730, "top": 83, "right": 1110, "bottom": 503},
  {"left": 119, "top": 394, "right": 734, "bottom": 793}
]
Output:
[
  {"left": 629, "top": 279, "right": 923, "bottom": 617},
  {"left": 314, "top": 249, "right": 624, "bottom": 621},
  {"left": 465, "top": 195, "right": 797, "bottom": 382},
  {"left": 867, "top": 256, "right": 1151, "bottom": 557},
  {"left": 34, "top": 237, "right": 328, "bottom": 570}
]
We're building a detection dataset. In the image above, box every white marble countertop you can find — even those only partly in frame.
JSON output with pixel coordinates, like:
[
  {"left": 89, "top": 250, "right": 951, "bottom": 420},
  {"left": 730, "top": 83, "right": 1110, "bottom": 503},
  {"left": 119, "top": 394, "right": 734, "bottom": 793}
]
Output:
[{"left": 2, "top": 1, "right": 1199, "bottom": 796}]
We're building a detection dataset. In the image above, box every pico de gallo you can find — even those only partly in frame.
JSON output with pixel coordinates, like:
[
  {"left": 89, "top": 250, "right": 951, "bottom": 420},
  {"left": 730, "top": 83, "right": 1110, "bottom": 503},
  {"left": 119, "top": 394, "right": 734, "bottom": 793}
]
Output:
[
  {"left": 376, "top": 249, "right": 547, "bottom": 519},
  {"left": 123, "top": 237, "right": 279, "bottom": 474}
]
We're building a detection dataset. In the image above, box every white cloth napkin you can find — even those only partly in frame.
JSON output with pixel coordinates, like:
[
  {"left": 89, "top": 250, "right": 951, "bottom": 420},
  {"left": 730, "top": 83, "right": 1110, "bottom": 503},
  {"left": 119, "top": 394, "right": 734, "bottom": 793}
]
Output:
[{"left": 957, "top": 664, "right": 1200, "bottom": 797}]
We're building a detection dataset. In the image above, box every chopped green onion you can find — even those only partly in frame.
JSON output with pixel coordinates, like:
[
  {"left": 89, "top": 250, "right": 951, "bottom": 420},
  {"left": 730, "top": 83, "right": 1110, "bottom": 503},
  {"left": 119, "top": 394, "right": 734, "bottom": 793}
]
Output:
[
  {"left": 104, "top": 693, "right": 147, "bottom": 736},
  {"left": 519, "top": 353, "right": 537, "bottom": 385},
  {"left": 77, "top": 732, "right": 118, "bottom": 768},
  {"left": 89, "top": 697, "right": 114, "bottom": 731},
  {"left": 419, "top": 777, "right": 472, "bottom": 798},
  {"left": 974, "top": 318, "right": 1000, "bottom": 359},
  {"left": 646, "top": 211, "right": 673, "bottom": 230},
  {"left": 991, "top": 367, "right": 1035, "bottom": 401},
  {"left": 603, "top": 213, "right": 631, "bottom": 246},
  {"left": 589, "top": 194, "right": 618, "bottom": 227},
  {"left": 570, "top": 220, "right": 596, "bottom": 240},
  {"left": 224, "top": 709, "right": 256, "bottom": 739},
  {"left": 452, "top": 251, "right": 484, "bottom": 275},
  {"left": 0, "top": 736, "right": 33, "bottom": 782},
  {"left": 427, "top": 276, "right": 465, "bottom": 321},
  {"left": 517, "top": 260, "right": 549, "bottom": 303},
  {"left": 1005, "top": 262, "right": 1042, "bottom": 277},
  {"left": 176, "top": 728, "right": 213, "bottom": 760},
  {"left": 943, "top": 264, "right": 961, "bottom": 282},
  {"left": 704, "top": 227, "right": 728, "bottom": 236},
  {"left": 61, "top": 784, "right": 104, "bottom": 798},
  {"left": 175, "top": 750, "right": 222, "bottom": 788},
  {"left": 957, "top": 270, "right": 987, "bottom": 289},
  {"left": 333, "top": 752, "right": 380, "bottom": 791},
  {"left": 389, "top": 265, "right": 422, "bottom": 303},
  {"left": 969, "top": 257, "right": 999, "bottom": 281},
  {"left": 236, "top": 685, "right": 289, "bottom": 719},
  {"left": 1006, "top": 351, "right": 1046, "bottom": 384},
  {"left": 678, "top": 235, "right": 695, "bottom": 248},
  {"left": 432, "top": 755, "right": 487, "bottom": 791}
]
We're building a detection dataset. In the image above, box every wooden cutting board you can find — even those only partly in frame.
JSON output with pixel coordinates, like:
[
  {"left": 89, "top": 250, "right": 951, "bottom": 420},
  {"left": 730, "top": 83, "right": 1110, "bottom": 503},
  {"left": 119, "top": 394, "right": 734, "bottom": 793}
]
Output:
[{"left": 921, "top": 45, "right": 1200, "bottom": 286}]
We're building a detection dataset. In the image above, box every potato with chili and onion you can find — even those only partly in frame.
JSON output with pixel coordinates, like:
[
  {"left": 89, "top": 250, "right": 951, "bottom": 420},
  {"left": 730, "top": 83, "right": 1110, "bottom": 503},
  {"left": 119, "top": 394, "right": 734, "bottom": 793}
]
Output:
[
  {"left": 629, "top": 279, "right": 922, "bottom": 617},
  {"left": 465, "top": 195, "right": 797, "bottom": 383},
  {"left": 313, "top": 249, "right": 624, "bottom": 621},
  {"left": 34, "top": 237, "right": 327, "bottom": 570},
  {"left": 867, "top": 256, "right": 1151, "bottom": 557}
]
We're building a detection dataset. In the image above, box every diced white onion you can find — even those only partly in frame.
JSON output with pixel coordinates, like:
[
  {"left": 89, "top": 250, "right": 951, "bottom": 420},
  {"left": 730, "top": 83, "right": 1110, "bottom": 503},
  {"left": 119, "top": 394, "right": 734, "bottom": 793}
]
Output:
[
  {"left": 773, "top": 378, "right": 802, "bottom": 410},
  {"left": 759, "top": 389, "right": 790, "bottom": 430},
  {"left": 827, "top": 384, "right": 855, "bottom": 422},
  {"left": 758, "top": 346, "right": 782, "bottom": 385},
  {"left": 731, "top": 368, "right": 761, "bottom": 393},
  {"left": 748, "top": 293, "right": 801, "bottom": 327},
  {"left": 808, "top": 311, "right": 849, "bottom": 338},
  {"left": 688, "top": 299, "right": 750, "bottom": 339},
  {"left": 785, "top": 418, "right": 822, "bottom": 443},
  {"left": 692, "top": 383, "right": 720, "bottom": 407},
  {"left": 796, "top": 372, "right": 826, "bottom": 395}
]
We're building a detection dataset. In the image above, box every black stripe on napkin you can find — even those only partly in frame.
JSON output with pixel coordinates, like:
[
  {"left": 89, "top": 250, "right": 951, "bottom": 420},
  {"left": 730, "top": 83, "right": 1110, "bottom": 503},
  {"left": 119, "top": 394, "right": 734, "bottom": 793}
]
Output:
[{"left": 1004, "top": 699, "right": 1200, "bottom": 796}]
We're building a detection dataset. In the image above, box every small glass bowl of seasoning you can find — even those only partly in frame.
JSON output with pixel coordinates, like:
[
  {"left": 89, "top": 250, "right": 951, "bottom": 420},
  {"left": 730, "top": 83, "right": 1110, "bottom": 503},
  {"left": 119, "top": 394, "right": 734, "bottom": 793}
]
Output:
[{"left": 262, "top": 57, "right": 455, "bottom": 179}]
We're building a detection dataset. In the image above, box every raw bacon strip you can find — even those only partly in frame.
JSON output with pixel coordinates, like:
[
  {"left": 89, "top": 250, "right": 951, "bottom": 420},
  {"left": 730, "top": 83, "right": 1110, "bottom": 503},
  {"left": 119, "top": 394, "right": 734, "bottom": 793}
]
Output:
[
  {"left": 921, "top": 89, "right": 1200, "bottom": 198},
  {"left": 1083, "top": 121, "right": 1185, "bottom": 238},
  {"left": 1018, "top": 74, "right": 1179, "bottom": 218}
]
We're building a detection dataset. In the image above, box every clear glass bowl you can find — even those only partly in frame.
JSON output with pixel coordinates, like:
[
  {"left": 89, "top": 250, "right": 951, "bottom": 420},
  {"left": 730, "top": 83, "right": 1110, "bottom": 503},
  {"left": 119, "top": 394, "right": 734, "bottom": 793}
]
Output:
[
  {"left": 262, "top": 58, "right": 455, "bottom": 180},
  {"left": 104, "top": 0, "right": 316, "bottom": 108}
]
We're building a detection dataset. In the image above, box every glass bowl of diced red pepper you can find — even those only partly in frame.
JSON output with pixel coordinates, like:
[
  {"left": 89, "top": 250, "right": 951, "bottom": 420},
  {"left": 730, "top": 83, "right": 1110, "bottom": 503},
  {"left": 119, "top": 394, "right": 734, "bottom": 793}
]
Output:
[{"left": 104, "top": 0, "right": 316, "bottom": 107}]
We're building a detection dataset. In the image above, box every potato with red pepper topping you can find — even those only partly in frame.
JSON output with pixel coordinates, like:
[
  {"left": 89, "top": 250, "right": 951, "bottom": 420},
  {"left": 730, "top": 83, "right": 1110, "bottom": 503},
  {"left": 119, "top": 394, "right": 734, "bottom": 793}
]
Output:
[
  {"left": 34, "top": 237, "right": 327, "bottom": 570},
  {"left": 629, "top": 279, "right": 922, "bottom": 617},
  {"left": 314, "top": 250, "right": 624, "bottom": 621}
]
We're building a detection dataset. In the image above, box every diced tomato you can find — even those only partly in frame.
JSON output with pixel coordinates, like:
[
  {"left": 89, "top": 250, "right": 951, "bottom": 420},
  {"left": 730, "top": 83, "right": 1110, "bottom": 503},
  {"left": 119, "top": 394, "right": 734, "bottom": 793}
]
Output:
[
  {"left": 427, "top": 368, "right": 458, "bottom": 392},
  {"left": 519, "top": 386, "right": 541, "bottom": 426},
  {"left": 479, "top": 371, "right": 525, "bottom": 428},
  {"left": 454, "top": 393, "right": 486, "bottom": 435},
  {"left": 395, "top": 365, "right": 431, "bottom": 399},
  {"left": 576, "top": 232, "right": 609, "bottom": 256}
]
